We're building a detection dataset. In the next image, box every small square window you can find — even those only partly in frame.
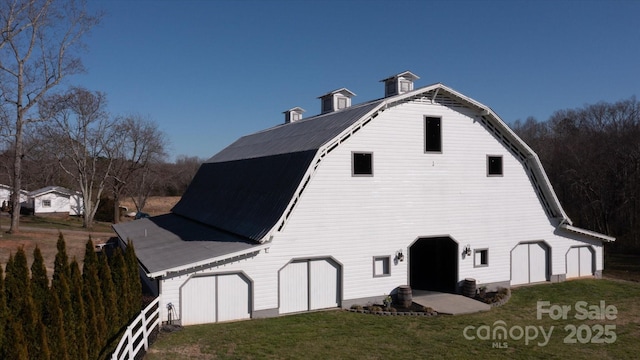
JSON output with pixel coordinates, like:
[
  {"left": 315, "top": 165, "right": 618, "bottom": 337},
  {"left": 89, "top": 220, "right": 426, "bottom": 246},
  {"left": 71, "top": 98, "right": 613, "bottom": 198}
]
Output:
[
  {"left": 373, "top": 256, "right": 391, "bottom": 277},
  {"left": 352, "top": 152, "right": 373, "bottom": 176},
  {"left": 42, "top": 199, "right": 51, "bottom": 207},
  {"left": 425, "top": 117, "right": 442, "bottom": 152},
  {"left": 474, "top": 249, "right": 489, "bottom": 267},
  {"left": 487, "top": 155, "right": 503, "bottom": 176}
]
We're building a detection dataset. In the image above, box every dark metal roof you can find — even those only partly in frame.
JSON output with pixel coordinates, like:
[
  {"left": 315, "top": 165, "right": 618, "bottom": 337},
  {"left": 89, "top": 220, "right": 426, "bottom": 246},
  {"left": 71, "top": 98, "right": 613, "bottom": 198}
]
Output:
[
  {"left": 172, "top": 150, "right": 317, "bottom": 241},
  {"left": 113, "top": 214, "right": 260, "bottom": 275},
  {"left": 208, "top": 100, "right": 383, "bottom": 163}
]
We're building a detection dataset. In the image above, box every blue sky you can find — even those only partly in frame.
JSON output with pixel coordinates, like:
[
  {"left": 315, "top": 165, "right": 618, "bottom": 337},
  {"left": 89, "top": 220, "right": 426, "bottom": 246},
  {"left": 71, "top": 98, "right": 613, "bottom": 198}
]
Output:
[{"left": 72, "top": 0, "right": 640, "bottom": 161}]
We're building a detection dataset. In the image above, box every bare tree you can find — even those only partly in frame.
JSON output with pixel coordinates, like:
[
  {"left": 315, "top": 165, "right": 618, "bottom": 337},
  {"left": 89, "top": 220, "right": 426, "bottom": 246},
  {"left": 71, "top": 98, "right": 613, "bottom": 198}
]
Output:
[
  {"left": 0, "top": 0, "right": 101, "bottom": 233},
  {"left": 108, "top": 114, "right": 168, "bottom": 222},
  {"left": 40, "top": 87, "right": 115, "bottom": 228},
  {"left": 514, "top": 97, "right": 640, "bottom": 252}
]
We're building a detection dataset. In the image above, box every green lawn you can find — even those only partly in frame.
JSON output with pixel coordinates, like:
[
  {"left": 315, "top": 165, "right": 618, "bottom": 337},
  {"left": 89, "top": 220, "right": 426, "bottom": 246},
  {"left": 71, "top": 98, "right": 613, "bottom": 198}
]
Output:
[{"left": 145, "top": 279, "right": 640, "bottom": 359}]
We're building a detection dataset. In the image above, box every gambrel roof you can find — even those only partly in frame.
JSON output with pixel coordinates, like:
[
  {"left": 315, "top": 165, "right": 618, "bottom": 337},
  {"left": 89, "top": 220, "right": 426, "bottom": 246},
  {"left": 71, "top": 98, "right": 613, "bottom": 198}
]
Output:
[{"left": 114, "top": 81, "right": 614, "bottom": 277}]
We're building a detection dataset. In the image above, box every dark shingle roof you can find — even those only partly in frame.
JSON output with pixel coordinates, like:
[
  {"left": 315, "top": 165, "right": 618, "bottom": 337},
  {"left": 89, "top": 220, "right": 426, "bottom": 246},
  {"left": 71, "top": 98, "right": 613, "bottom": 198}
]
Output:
[
  {"left": 172, "top": 150, "right": 317, "bottom": 241},
  {"left": 113, "top": 214, "right": 260, "bottom": 275},
  {"left": 208, "top": 100, "right": 383, "bottom": 163}
]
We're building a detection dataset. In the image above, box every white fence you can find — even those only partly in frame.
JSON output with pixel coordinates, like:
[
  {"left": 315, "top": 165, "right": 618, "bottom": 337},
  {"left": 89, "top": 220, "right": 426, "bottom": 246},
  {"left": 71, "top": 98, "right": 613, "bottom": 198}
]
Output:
[{"left": 111, "top": 297, "right": 161, "bottom": 360}]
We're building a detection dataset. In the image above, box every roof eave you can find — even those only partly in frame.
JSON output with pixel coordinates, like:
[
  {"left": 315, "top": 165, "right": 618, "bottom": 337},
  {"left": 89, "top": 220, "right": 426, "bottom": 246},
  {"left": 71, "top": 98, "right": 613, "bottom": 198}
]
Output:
[
  {"left": 559, "top": 224, "right": 616, "bottom": 242},
  {"left": 147, "top": 243, "right": 270, "bottom": 278}
]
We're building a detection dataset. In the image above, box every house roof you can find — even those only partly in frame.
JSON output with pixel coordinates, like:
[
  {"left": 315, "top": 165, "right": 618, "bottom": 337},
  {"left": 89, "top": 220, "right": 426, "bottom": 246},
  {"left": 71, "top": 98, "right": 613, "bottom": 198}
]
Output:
[
  {"left": 113, "top": 213, "right": 264, "bottom": 277},
  {"left": 28, "top": 186, "right": 78, "bottom": 197}
]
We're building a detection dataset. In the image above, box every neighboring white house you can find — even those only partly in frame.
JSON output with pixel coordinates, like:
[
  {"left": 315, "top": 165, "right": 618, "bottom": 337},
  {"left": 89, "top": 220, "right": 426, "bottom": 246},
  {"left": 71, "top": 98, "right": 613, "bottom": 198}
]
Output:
[
  {"left": 114, "top": 71, "right": 614, "bottom": 326},
  {"left": 0, "top": 184, "right": 29, "bottom": 208},
  {"left": 26, "top": 186, "right": 83, "bottom": 216}
]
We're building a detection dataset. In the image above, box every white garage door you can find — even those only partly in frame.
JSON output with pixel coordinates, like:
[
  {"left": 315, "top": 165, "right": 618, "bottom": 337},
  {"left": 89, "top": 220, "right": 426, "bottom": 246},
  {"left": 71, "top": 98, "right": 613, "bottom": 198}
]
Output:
[
  {"left": 566, "top": 247, "right": 594, "bottom": 278},
  {"left": 181, "top": 273, "right": 251, "bottom": 326},
  {"left": 511, "top": 243, "right": 549, "bottom": 285},
  {"left": 280, "top": 259, "right": 340, "bottom": 314}
]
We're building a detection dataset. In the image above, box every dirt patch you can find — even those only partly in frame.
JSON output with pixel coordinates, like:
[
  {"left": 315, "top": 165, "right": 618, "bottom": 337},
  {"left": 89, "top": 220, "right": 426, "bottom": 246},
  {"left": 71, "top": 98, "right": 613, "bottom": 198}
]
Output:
[
  {"left": 0, "top": 227, "right": 113, "bottom": 278},
  {"left": 120, "top": 196, "right": 181, "bottom": 217}
]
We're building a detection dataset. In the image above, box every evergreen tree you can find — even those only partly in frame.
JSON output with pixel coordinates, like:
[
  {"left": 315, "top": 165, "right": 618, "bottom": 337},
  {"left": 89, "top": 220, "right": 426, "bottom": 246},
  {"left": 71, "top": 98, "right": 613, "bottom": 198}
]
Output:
[
  {"left": 110, "top": 247, "right": 129, "bottom": 323},
  {"left": 45, "top": 290, "right": 69, "bottom": 360},
  {"left": 52, "top": 233, "right": 71, "bottom": 288},
  {"left": 69, "top": 260, "right": 89, "bottom": 360},
  {"left": 50, "top": 235, "right": 75, "bottom": 360},
  {"left": 83, "top": 288, "right": 100, "bottom": 360},
  {"left": 98, "top": 251, "right": 119, "bottom": 339},
  {"left": 8, "top": 248, "right": 39, "bottom": 358},
  {"left": 125, "top": 240, "right": 143, "bottom": 320},
  {"left": 4, "top": 317, "right": 28, "bottom": 360},
  {"left": 83, "top": 238, "right": 106, "bottom": 346},
  {"left": 30, "top": 246, "right": 49, "bottom": 318}
]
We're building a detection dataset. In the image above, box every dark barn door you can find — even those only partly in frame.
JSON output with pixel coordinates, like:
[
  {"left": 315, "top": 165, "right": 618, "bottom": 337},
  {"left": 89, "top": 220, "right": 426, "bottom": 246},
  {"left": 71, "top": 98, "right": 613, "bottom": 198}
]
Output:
[{"left": 410, "top": 237, "right": 458, "bottom": 293}]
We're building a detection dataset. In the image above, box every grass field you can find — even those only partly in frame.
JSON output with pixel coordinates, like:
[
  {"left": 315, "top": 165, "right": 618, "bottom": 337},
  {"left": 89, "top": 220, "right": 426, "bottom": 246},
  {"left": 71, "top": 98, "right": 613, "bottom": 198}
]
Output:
[{"left": 145, "top": 279, "right": 640, "bottom": 360}]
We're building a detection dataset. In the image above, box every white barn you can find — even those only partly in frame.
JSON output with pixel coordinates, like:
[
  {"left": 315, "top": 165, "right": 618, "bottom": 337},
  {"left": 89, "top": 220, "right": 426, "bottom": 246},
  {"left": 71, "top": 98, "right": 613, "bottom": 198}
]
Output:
[
  {"left": 114, "top": 72, "right": 614, "bottom": 326},
  {"left": 27, "top": 186, "right": 83, "bottom": 216}
]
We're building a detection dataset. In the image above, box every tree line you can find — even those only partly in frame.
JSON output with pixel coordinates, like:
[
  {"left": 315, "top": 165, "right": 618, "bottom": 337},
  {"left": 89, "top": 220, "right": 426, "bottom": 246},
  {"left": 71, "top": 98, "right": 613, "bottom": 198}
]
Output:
[
  {"left": 512, "top": 97, "right": 640, "bottom": 253},
  {"left": 0, "top": 235, "right": 141, "bottom": 360},
  {"left": 0, "top": 0, "right": 205, "bottom": 232}
]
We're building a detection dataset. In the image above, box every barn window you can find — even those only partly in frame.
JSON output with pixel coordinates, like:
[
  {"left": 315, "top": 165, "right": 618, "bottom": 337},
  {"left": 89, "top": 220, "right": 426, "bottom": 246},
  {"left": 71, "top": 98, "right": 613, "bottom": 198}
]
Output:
[
  {"left": 425, "top": 117, "right": 442, "bottom": 152},
  {"left": 42, "top": 199, "right": 51, "bottom": 207},
  {"left": 474, "top": 249, "right": 489, "bottom": 267},
  {"left": 487, "top": 155, "right": 503, "bottom": 176},
  {"left": 373, "top": 256, "right": 391, "bottom": 277},
  {"left": 352, "top": 152, "right": 373, "bottom": 176}
]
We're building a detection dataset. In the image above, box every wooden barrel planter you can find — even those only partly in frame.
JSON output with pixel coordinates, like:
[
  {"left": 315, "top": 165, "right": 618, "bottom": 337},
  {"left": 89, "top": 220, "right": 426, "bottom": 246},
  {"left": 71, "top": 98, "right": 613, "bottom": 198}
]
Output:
[
  {"left": 462, "top": 278, "right": 476, "bottom": 298},
  {"left": 397, "top": 285, "right": 412, "bottom": 308}
]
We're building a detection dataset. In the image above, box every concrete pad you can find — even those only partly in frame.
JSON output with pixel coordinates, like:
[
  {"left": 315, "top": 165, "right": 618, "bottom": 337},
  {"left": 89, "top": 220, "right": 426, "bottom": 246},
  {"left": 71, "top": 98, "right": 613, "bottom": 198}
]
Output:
[{"left": 412, "top": 290, "right": 491, "bottom": 315}]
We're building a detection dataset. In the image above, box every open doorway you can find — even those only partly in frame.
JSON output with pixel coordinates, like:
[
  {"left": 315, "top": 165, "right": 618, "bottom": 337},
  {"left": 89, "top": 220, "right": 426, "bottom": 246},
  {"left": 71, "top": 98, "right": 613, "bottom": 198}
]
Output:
[{"left": 410, "top": 237, "right": 458, "bottom": 293}]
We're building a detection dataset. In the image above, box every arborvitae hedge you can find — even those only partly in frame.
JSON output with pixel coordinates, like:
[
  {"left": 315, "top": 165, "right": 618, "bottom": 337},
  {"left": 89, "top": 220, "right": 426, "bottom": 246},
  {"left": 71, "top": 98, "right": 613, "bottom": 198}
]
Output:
[
  {"left": 98, "top": 250, "right": 119, "bottom": 339},
  {"left": 125, "top": 239, "right": 143, "bottom": 320},
  {"left": 70, "top": 260, "right": 89, "bottom": 360},
  {"left": 30, "top": 246, "right": 49, "bottom": 318},
  {"left": 0, "top": 234, "right": 144, "bottom": 359}
]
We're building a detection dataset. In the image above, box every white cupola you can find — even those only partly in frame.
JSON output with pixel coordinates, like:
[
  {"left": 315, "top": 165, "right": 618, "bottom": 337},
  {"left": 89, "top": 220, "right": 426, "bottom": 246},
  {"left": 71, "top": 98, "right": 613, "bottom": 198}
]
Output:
[
  {"left": 380, "top": 71, "right": 420, "bottom": 97},
  {"left": 283, "top": 107, "right": 305, "bottom": 124},
  {"left": 318, "top": 88, "right": 356, "bottom": 114}
]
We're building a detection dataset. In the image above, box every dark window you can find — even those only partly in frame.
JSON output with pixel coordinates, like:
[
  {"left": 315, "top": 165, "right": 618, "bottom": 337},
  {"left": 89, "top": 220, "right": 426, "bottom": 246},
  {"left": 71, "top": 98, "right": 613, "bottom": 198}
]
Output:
[
  {"left": 474, "top": 249, "right": 489, "bottom": 267},
  {"left": 487, "top": 155, "right": 503, "bottom": 176},
  {"left": 322, "top": 97, "right": 332, "bottom": 113},
  {"left": 425, "top": 117, "right": 442, "bottom": 152},
  {"left": 353, "top": 152, "right": 373, "bottom": 176}
]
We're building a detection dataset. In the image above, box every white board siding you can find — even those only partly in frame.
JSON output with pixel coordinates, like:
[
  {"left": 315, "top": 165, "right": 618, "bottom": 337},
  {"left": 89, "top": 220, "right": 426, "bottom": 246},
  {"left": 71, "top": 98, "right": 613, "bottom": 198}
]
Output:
[
  {"left": 180, "top": 273, "right": 250, "bottom": 326},
  {"left": 566, "top": 247, "right": 594, "bottom": 278},
  {"left": 279, "top": 259, "right": 340, "bottom": 314},
  {"left": 279, "top": 261, "right": 309, "bottom": 314},
  {"left": 217, "top": 274, "right": 251, "bottom": 322},
  {"left": 278, "top": 100, "right": 561, "bottom": 298},
  {"left": 309, "top": 259, "right": 339, "bottom": 310},
  {"left": 511, "top": 243, "right": 549, "bottom": 285},
  {"left": 181, "top": 276, "right": 217, "bottom": 325},
  {"left": 510, "top": 244, "right": 530, "bottom": 285}
]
